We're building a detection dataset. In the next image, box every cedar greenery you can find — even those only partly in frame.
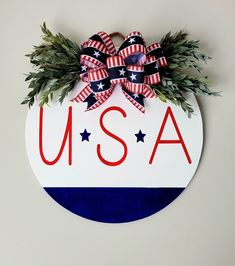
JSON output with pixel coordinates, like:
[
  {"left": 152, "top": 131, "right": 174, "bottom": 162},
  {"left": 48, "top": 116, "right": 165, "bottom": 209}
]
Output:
[
  {"left": 22, "top": 22, "right": 81, "bottom": 107},
  {"left": 22, "top": 23, "right": 219, "bottom": 116},
  {"left": 152, "top": 31, "right": 219, "bottom": 117}
]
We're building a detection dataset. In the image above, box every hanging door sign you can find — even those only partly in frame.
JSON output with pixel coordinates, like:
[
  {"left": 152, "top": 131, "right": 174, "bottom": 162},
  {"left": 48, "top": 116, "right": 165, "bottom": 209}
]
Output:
[{"left": 25, "top": 82, "right": 203, "bottom": 223}]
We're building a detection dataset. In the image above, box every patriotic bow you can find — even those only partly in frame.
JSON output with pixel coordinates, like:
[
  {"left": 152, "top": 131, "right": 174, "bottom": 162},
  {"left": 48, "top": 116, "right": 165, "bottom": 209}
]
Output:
[{"left": 72, "top": 31, "right": 167, "bottom": 113}]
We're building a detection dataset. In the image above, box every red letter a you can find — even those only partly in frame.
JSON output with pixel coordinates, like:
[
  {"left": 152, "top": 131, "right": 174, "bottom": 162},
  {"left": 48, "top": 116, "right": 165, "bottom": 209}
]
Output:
[
  {"left": 149, "top": 107, "right": 191, "bottom": 165},
  {"left": 39, "top": 106, "right": 72, "bottom": 165}
]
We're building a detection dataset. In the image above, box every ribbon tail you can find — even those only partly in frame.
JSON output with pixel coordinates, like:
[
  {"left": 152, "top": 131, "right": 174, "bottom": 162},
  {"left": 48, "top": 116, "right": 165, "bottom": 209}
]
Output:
[
  {"left": 85, "top": 96, "right": 106, "bottom": 111},
  {"left": 122, "top": 86, "right": 145, "bottom": 113},
  {"left": 71, "top": 84, "right": 100, "bottom": 111},
  {"left": 86, "top": 90, "right": 113, "bottom": 111},
  {"left": 142, "top": 84, "right": 156, "bottom": 98},
  {"left": 86, "top": 85, "right": 114, "bottom": 111},
  {"left": 71, "top": 84, "right": 92, "bottom": 103}
]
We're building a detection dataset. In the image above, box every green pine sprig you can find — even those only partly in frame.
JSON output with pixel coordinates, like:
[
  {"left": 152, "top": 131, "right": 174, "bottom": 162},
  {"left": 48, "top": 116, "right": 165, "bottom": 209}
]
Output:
[
  {"left": 151, "top": 31, "right": 219, "bottom": 117},
  {"left": 21, "top": 22, "right": 81, "bottom": 107}
]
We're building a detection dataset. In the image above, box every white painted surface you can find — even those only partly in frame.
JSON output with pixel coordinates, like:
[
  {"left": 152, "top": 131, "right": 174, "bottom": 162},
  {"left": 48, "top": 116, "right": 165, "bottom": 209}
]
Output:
[{"left": 26, "top": 82, "right": 203, "bottom": 188}]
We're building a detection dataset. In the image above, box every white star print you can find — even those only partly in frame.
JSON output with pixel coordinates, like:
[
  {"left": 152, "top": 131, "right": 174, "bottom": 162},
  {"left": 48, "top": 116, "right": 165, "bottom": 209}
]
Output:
[
  {"left": 81, "top": 65, "right": 87, "bottom": 72},
  {"left": 97, "top": 82, "right": 105, "bottom": 90},
  {"left": 128, "top": 37, "right": 135, "bottom": 44},
  {"left": 119, "top": 68, "right": 126, "bottom": 76},
  {"left": 155, "top": 62, "right": 159, "bottom": 69},
  {"left": 93, "top": 51, "right": 101, "bottom": 58},
  {"left": 130, "top": 73, "right": 137, "bottom": 81},
  {"left": 133, "top": 94, "right": 139, "bottom": 98}
]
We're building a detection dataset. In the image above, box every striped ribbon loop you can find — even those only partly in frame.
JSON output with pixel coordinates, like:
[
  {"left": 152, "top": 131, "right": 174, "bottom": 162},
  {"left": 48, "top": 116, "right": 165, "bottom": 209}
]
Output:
[
  {"left": 80, "top": 40, "right": 110, "bottom": 68},
  {"left": 106, "top": 55, "right": 127, "bottom": 85},
  {"left": 118, "top": 31, "right": 146, "bottom": 65},
  {"left": 144, "top": 56, "right": 160, "bottom": 84},
  {"left": 146, "top": 43, "right": 168, "bottom": 68},
  {"left": 72, "top": 31, "right": 167, "bottom": 113},
  {"left": 126, "top": 65, "right": 144, "bottom": 94}
]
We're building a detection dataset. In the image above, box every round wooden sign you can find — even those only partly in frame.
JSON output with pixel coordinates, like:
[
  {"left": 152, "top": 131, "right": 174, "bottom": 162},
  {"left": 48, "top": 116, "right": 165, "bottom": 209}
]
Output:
[{"left": 25, "top": 81, "right": 203, "bottom": 223}]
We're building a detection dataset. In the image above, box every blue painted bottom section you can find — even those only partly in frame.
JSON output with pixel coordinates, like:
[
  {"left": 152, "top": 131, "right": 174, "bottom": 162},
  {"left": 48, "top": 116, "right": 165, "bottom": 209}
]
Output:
[{"left": 44, "top": 187, "right": 184, "bottom": 223}]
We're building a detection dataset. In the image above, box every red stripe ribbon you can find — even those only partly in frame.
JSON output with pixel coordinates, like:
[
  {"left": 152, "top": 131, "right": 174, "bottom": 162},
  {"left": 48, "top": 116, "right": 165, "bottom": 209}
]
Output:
[{"left": 72, "top": 31, "right": 167, "bottom": 113}]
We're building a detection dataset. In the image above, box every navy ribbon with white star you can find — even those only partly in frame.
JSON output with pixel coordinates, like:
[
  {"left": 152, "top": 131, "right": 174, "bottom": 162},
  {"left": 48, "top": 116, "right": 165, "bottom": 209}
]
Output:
[{"left": 72, "top": 31, "right": 167, "bottom": 113}]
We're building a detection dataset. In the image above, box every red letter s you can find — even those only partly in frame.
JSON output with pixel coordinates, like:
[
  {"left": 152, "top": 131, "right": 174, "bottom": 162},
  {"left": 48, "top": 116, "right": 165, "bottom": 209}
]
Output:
[{"left": 97, "top": 106, "right": 128, "bottom": 167}]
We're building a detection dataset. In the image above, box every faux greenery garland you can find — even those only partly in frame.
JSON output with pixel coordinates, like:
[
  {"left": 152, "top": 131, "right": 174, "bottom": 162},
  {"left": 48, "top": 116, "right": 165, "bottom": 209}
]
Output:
[{"left": 22, "top": 23, "right": 219, "bottom": 117}]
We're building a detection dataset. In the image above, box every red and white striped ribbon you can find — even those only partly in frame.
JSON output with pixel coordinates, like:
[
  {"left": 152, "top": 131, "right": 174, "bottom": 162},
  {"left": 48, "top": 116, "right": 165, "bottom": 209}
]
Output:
[{"left": 72, "top": 31, "right": 168, "bottom": 112}]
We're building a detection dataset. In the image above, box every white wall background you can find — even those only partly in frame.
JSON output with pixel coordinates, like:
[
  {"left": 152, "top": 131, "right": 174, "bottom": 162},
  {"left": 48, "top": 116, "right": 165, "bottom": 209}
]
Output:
[{"left": 0, "top": 0, "right": 235, "bottom": 265}]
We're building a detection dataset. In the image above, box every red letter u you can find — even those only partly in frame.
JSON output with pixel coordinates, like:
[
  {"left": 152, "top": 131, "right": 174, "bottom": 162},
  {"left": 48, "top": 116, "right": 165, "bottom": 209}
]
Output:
[{"left": 39, "top": 106, "right": 72, "bottom": 165}]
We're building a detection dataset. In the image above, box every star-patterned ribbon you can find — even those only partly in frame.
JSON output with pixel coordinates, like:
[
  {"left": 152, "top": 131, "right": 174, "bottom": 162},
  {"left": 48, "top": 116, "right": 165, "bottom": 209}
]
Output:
[{"left": 71, "top": 31, "right": 167, "bottom": 113}]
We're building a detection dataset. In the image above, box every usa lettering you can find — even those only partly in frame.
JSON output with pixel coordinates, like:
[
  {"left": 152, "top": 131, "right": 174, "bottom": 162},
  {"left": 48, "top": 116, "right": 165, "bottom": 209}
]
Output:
[{"left": 39, "top": 106, "right": 191, "bottom": 166}]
